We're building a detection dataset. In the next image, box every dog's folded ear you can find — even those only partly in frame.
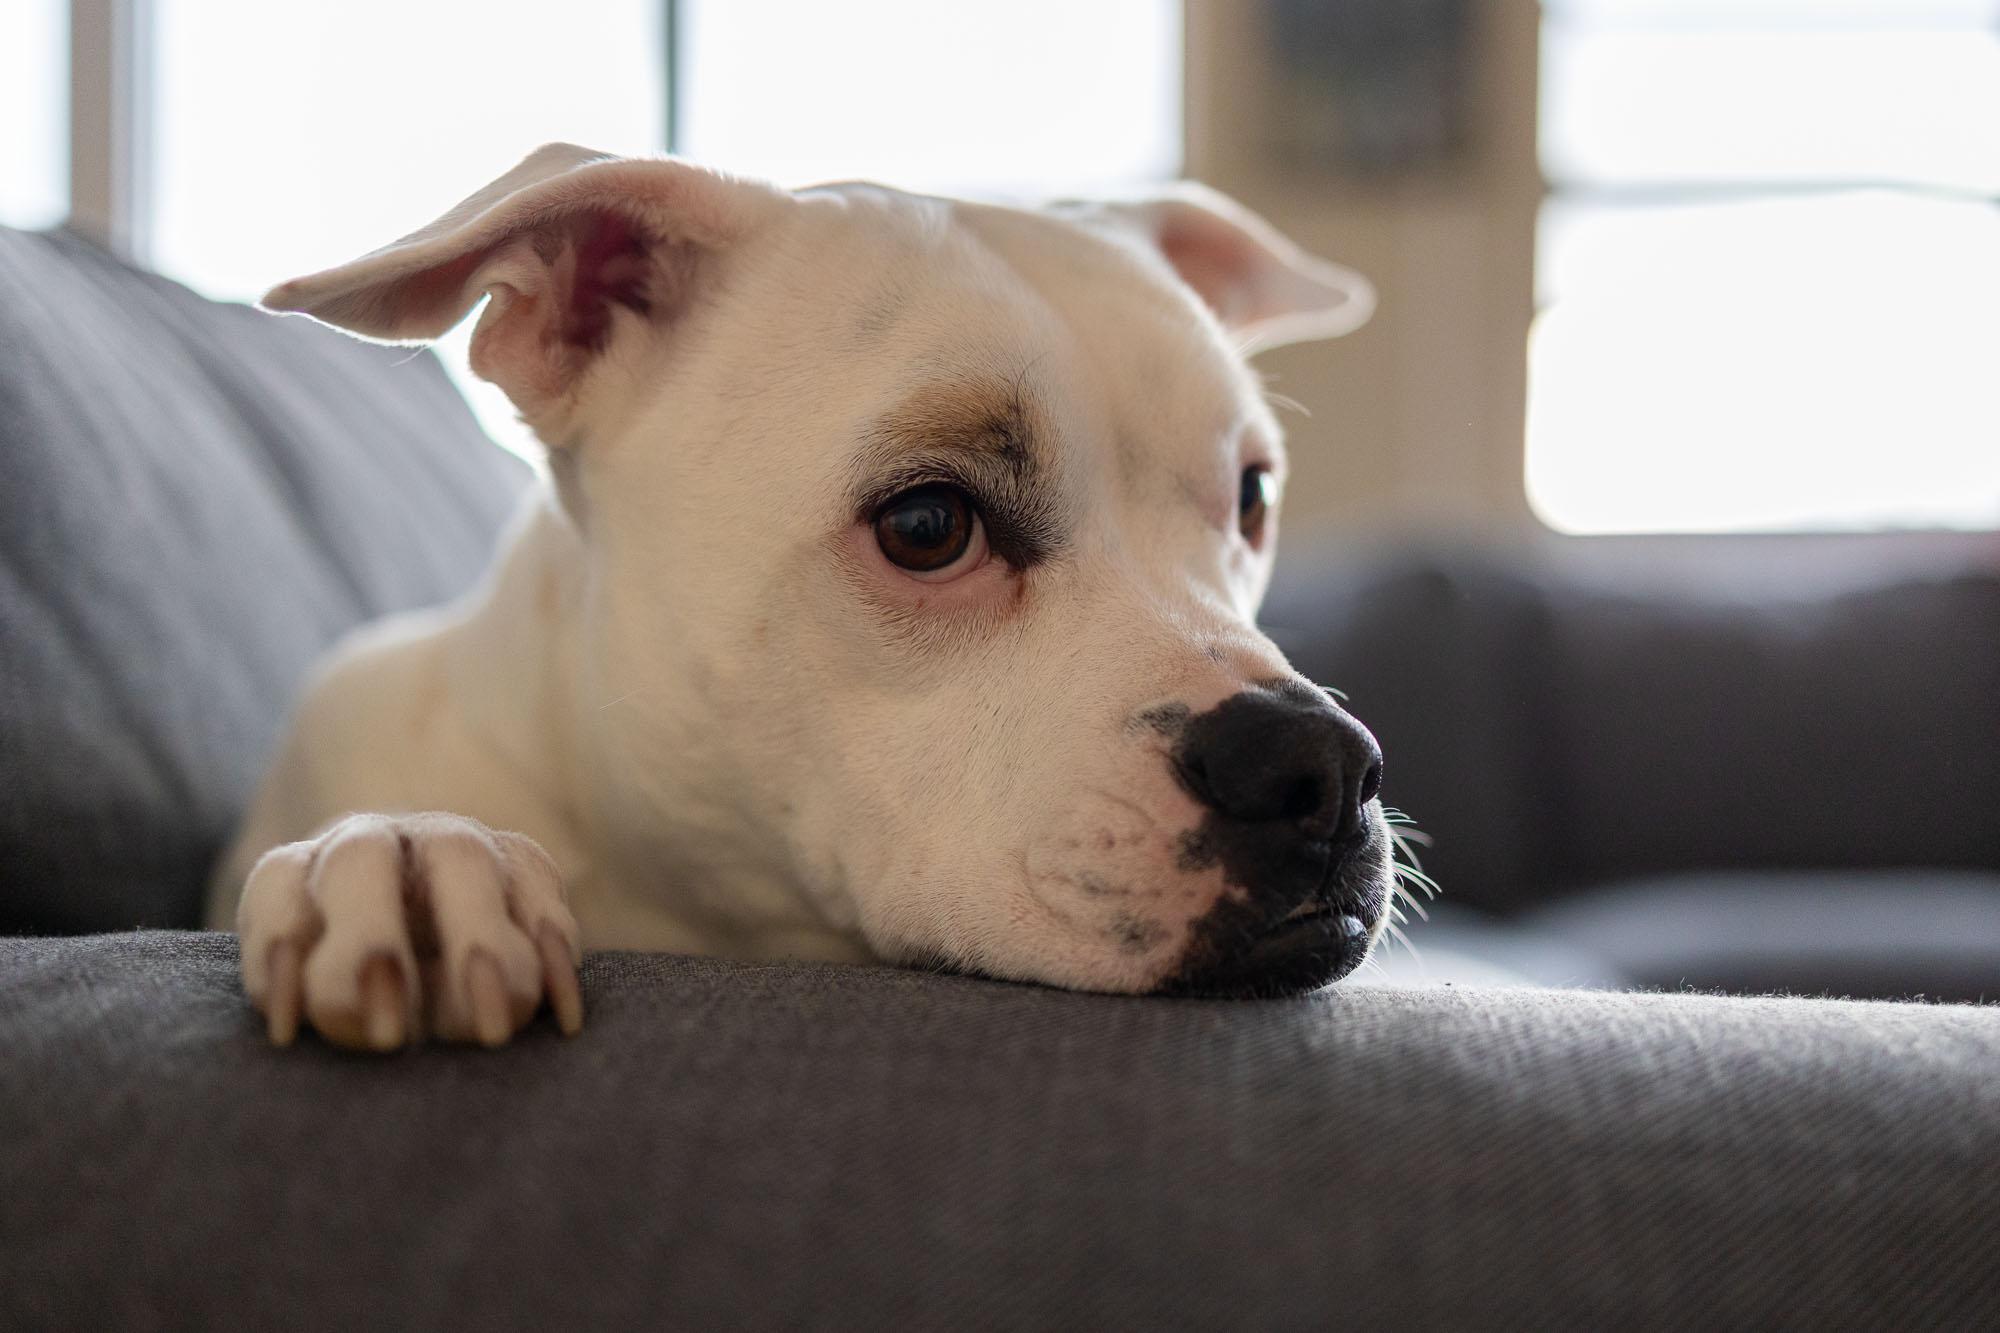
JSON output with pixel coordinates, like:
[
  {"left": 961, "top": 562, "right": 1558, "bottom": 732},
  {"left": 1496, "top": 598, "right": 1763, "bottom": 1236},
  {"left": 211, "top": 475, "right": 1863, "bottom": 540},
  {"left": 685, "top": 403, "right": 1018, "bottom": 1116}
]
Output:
[
  {"left": 1081, "top": 184, "right": 1375, "bottom": 350},
  {"left": 261, "top": 143, "right": 790, "bottom": 439}
]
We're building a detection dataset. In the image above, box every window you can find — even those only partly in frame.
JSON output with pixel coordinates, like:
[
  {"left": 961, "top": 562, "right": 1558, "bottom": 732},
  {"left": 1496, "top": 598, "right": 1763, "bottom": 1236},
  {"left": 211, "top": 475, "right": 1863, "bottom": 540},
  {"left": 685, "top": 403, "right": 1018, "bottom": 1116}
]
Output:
[
  {"left": 149, "top": 0, "right": 666, "bottom": 458},
  {"left": 1528, "top": 0, "right": 2000, "bottom": 533},
  {"left": 0, "top": 0, "right": 68, "bottom": 230},
  {"left": 54, "top": 0, "right": 1178, "bottom": 457},
  {"left": 676, "top": 0, "right": 1181, "bottom": 195}
]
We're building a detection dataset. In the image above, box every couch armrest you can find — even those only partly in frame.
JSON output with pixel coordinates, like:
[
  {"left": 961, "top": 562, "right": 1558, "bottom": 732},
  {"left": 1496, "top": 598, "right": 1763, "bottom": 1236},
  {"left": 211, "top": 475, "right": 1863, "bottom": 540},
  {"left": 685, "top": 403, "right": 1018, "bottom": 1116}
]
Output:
[{"left": 5, "top": 932, "right": 1995, "bottom": 1328}]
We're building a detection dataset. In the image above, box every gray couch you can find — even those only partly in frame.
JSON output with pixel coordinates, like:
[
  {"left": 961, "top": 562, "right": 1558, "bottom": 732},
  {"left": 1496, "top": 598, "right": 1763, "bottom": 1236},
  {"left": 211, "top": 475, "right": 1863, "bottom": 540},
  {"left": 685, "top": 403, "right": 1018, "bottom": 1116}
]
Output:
[
  {"left": 1262, "top": 531, "right": 2000, "bottom": 1002},
  {"left": 8, "top": 931, "right": 1999, "bottom": 1329},
  {"left": 4, "top": 226, "right": 1997, "bottom": 1328}
]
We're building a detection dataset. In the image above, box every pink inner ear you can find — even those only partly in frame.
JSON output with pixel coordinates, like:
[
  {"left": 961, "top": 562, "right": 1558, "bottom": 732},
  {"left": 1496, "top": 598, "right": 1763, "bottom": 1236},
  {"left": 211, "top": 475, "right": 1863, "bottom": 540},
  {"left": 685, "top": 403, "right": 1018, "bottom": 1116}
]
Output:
[
  {"left": 562, "top": 209, "right": 656, "bottom": 351},
  {"left": 1158, "top": 219, "right": 1257, "bottom": 328},
  {"left": 469, "top": 205, "right": 685, "bottom": 423},
  {"left": 382, "top": 250, "right": 488, "bottom": 332}
]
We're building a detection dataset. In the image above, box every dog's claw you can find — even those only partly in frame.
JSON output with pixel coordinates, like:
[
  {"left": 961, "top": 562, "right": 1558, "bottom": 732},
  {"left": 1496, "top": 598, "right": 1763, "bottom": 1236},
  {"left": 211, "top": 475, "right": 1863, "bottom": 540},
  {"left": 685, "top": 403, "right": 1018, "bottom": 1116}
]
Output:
[
  {"left": 465, "top": 951, "right": 512, "bottom": 1047},
  {"left": 360, "top": 955, "right": 406, "bottom": 1051},
  {"left": 265, "top": 938, "right": 302, "bottom": 1046},
  {"left": 237, "top": 815, "right": 576, "bottom": 1050},
  {"left": 537, "top": 922, "right": 584, "bottom": 1036}
]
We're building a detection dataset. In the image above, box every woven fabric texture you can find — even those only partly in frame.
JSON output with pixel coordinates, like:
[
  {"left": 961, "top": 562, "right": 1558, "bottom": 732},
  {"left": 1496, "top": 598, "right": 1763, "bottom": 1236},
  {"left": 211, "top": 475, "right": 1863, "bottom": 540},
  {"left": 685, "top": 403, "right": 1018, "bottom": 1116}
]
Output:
[{"left": 4, "top": 932, "right": 1995, "bottom": 1330}]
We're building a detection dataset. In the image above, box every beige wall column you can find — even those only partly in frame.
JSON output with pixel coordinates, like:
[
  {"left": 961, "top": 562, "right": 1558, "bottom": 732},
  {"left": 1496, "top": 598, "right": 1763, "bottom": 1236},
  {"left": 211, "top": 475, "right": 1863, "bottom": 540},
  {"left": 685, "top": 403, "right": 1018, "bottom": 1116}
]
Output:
[
  {"left": 1185, "top": 0, "right": 1544, "bottom": 542},
  {"left": 68, "top": 0, "right": 154, "bottom": 261}
]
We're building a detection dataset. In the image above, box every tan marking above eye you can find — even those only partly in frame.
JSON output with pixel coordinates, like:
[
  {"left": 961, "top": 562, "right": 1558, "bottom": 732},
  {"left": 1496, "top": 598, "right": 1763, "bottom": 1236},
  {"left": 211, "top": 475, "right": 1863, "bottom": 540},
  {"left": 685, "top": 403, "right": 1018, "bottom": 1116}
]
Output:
[{"left": 867, "top": 380, "right": 1035, "bottom": 472}]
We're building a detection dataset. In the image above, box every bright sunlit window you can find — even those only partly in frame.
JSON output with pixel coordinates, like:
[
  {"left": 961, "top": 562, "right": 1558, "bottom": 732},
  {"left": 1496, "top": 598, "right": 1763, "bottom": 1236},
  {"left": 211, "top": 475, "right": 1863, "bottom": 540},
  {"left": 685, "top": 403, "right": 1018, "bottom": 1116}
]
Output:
[
  {"left": 150, "top": 0, "right": 667, "bottom": 458},
  {"left": 1528, "top": 0, "right": 2000, "bottom": 533},
  {"left": 0, "top": 0, "right": 67, "bottom": 231},
  {"left": 136, "top": 0, "right": 1177, "bottom": 458},
  {"left": 677, "top": 0, "right": 1182, "bottom": 195}
]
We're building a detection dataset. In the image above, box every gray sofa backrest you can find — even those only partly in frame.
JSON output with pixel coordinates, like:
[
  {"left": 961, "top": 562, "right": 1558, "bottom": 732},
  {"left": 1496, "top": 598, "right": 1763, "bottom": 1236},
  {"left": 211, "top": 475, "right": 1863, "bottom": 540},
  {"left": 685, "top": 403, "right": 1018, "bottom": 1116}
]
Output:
[
  {"left": 1266, "top": 537, "right": 2000, "bottom": 913},
  {"left": 0, "top": 227, "right": 528, "bottom": 933}
]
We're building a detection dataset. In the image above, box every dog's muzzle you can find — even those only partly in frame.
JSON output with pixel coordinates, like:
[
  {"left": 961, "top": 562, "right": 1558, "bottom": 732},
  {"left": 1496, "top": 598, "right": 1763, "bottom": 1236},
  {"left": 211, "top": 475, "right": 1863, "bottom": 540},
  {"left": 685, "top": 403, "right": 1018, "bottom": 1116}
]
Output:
[{"left": 1160, "top": 681, "right": 1387, "bottom": 997}]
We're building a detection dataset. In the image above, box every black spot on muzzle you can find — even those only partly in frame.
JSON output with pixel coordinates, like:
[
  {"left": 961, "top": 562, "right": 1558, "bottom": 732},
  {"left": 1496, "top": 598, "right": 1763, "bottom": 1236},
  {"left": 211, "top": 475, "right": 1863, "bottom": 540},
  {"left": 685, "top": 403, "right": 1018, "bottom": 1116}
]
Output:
[{"left": 1156, "top": 680, "right": 1388, "bottom": 997}]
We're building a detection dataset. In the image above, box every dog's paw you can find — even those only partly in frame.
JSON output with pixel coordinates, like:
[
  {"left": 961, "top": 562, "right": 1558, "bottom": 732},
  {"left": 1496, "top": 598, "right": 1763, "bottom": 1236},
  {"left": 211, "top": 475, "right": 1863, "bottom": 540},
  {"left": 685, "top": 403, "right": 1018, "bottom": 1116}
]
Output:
[{"left": 235, "top": 813, "right": 583, "bottom": 1052}]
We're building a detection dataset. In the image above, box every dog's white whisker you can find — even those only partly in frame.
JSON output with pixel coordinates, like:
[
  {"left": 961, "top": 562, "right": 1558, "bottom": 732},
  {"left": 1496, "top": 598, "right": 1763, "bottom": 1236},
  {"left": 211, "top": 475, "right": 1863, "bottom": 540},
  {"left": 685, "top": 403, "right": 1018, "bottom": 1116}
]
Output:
[
  {"left": 1394, "top": 865, "right": 1441, "bottom": 900},
  {"left": 1391, "top": 882, "right": 1431, "bottom": 923},
  {"left": 597, "top": 688, "right": 646, "bottom": 711},
  {"left": 1261, "top": 388, "right": 1311, "bottom": 420},
  {"left": 1380, "top": 919, "right": 1419, "bottom": 966}
]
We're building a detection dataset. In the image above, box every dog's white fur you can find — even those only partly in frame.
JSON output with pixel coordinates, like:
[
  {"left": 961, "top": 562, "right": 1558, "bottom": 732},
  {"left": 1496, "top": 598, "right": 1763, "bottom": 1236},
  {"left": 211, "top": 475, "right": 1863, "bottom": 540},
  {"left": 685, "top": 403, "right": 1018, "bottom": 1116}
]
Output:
[{"left": 207, "top": 145, "right": 1379, "bottom": 1047}]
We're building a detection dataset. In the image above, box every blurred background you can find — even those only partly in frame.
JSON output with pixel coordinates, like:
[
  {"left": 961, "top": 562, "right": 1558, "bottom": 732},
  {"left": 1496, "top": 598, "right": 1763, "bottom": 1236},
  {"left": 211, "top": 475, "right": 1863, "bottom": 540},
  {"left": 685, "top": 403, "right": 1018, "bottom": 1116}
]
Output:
[
  {"left": 7, "top": 0, "right": 1998, "bottom": 535},
  {"left": 3, "top": 0, "right": 1996, "bottom": 995}
]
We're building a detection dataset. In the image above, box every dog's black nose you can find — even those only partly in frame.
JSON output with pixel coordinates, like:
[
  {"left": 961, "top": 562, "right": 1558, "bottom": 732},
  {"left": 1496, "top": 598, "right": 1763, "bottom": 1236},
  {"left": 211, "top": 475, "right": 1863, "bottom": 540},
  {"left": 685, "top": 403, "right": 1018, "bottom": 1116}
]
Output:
[
  {"left": 1173, "top": 683, "right": 1383, "bottom": 845},
  {"left": 1159, "top": 681, "right": 1391, "bottom": 997}
]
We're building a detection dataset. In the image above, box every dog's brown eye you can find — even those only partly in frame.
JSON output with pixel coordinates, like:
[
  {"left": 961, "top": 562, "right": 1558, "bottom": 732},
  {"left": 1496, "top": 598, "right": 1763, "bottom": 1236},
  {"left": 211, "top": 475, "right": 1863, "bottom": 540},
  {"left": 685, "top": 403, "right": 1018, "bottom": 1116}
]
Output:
[
  {"left": 1239, "top": 465, "right": 1275, "bottom": 542},
  {"left": 875, "top": 484, "right": 977, "bottom": 572}
]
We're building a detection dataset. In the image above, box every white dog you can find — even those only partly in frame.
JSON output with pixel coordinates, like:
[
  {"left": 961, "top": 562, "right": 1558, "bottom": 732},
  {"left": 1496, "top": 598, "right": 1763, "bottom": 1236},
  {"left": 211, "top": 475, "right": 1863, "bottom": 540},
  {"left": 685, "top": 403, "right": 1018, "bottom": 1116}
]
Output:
[{"left": 207, "top": 144, "right": 1390, "bottom": 1051}]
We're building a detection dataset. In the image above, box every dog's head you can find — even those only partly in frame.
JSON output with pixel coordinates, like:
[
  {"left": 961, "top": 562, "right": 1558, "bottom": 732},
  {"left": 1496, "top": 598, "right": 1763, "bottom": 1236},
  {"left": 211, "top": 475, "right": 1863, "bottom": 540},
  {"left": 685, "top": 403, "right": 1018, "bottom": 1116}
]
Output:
[{"left": 268, "top": 144, "right": 1393, "bottom": 996}]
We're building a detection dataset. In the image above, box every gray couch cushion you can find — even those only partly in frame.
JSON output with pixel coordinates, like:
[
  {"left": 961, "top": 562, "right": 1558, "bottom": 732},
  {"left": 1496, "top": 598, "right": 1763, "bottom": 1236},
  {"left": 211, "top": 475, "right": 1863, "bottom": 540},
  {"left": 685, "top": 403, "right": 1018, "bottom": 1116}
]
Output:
[
  {"left": 0, "top": 227, "right": 529, "bottom": 934},
  {"left": 1264, "top": 548, "right": 1561, "bottom": 915},
  {"left": 3, "top": 932, "right": 1995, "bottom": 1329},
  {"left": 1534, "top": 559, "right": 2000, "bottom": 890},
  {"left": 1266, "top": 538, "right": 2000, "bottom": 914}
]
